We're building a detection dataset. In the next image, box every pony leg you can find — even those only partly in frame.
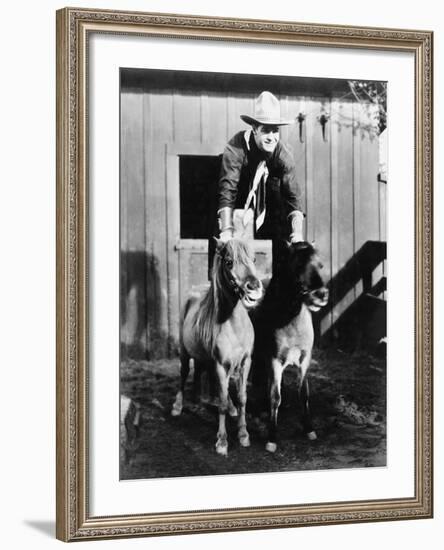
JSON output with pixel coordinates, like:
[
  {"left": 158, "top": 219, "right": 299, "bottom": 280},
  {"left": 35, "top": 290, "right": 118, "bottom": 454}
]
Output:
[
  {"left": 299, "top": 351, "right": 317, "bottom": 440},
  {"left": 171, "top": 350, "right": 190, "bottom": 417},
  {"left": 266, "top": 359, "right": 284, "bottom": 453},
  {"left": 236, "top": 356, "right": 251, "bottom": 447},
  {"left": 227, "top": 395, "right": 238, "bottom": 418},
  {"left": 192, "top": 359, "right": 203, "bottom": 403},
  {"left": 215, "top": 362, "right": 229, "bottom": 456}
]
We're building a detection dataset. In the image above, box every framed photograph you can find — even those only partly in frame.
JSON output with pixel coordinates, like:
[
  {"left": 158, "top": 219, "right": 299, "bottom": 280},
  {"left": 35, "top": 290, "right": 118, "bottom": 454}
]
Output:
[{"left": 56, "top": 7, "right": 433, "bottom": 541}]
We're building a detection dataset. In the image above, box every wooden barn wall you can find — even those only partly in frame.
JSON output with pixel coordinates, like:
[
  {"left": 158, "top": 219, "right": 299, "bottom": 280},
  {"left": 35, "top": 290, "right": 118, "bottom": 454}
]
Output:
[{"left": 120, "top": 72, "right": 385, "bottom": 359}]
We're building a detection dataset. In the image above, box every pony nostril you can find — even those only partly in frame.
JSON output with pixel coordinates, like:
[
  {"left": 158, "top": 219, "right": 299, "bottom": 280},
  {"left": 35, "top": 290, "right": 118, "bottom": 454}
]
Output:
[
  {"left": 314, "top": 288, "right": 327, "bottom": 300},
  {"left": 245, "top": 278, "right": 260, "bottom": 292}
]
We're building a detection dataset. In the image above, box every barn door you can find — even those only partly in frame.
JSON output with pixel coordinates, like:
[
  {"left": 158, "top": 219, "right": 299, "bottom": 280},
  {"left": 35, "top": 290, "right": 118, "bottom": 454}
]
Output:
[{"left": 165, "top": 144, "right": 223, "bottom": 352}]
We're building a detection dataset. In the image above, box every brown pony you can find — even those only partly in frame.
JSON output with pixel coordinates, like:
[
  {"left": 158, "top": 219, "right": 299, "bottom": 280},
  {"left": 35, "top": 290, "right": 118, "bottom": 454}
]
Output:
[
  {"left": 251, "top": 241, "right": 329, "bottom": 452},
  {"left": 171, "top": 238, "right": 263, "bottom": 455}
]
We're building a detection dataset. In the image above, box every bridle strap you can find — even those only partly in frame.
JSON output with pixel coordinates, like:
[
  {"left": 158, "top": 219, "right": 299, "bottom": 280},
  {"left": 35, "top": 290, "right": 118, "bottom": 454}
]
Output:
[
  {"left": 215, "top": 250, "right": 244, "bottom": 299},
  {"left": 225, "top": 268, "right": 244, "bottom": 298}
]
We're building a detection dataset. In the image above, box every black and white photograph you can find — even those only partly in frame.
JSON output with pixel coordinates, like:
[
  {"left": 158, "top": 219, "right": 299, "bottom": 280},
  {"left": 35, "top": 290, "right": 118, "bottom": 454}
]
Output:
[{"left": 119, "top": 68, "right": 388, "bottom": 480}]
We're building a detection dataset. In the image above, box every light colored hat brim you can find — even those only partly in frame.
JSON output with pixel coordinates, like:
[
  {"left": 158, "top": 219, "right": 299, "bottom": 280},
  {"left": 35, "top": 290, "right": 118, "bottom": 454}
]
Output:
[{"left": 240, "top": 114, "right": 293, "bottom": 126}]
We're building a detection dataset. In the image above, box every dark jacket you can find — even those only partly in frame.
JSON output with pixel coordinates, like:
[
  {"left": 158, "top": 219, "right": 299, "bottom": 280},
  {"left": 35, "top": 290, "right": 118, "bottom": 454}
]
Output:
[{"left": 217, "top": 130, "right": 303, "bottom": 239}]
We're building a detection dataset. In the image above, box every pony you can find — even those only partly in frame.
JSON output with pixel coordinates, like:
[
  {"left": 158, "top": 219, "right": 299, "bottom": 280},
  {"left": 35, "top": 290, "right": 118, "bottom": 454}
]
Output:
[
  {"left": 251, "top": 241, "right": 329, "bottom": 453},
  {"left": 171, "top": 238, "right": 263, "bottom": 456}
]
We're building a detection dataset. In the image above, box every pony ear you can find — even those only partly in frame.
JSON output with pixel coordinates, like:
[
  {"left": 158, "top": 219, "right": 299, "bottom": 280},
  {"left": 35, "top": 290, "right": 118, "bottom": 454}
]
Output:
[{"left": 213, "top": 236, "right": 224, "bottom": 250}]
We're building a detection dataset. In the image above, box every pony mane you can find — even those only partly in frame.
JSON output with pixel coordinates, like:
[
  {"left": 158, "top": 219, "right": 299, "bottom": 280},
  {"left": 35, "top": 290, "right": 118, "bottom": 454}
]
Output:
[{"left": 195, "top": 239, "right": 251, "bottom": 353}]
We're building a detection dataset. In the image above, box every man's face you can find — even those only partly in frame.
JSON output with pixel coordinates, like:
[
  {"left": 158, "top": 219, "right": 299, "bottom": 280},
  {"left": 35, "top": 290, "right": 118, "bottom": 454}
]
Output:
[{"left": 253, "top": 124, "right": 280, "bottom": 154}]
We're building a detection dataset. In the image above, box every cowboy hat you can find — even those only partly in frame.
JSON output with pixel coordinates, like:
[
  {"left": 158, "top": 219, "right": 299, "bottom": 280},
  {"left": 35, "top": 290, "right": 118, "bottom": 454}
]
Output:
[{"left": 240, "top": 91, "right": 293, "bottom": 126}]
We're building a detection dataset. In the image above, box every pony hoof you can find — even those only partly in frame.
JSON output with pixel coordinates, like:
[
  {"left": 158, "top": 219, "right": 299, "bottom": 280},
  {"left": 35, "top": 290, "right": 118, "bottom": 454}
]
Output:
[
  {"left": 306, "top": 430, "right": 317, "bottom": 441},
  {"left": 170, "top": 404, "right": 182, "bottom": 417},
  {"left": 239, "top": 434, "right": 250, "bottom": 447},
  {"left": 215, "top": 442, "right": 228, "bottom": 456},
  {"left": 265, "top": 442, "right": 277, "bottom": 453}
]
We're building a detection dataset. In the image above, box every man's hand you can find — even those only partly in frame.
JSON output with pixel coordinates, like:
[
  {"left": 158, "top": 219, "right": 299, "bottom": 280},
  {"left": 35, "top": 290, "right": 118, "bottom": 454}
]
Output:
[
  {"left": 220, "top": 230, "right": 233, "bottom": 242},
  {"left": 289, "top": 210, "right": 304, "bottom": 243},
  {"left": 218, "top": 207, "right": 234, "bottom": 242}
]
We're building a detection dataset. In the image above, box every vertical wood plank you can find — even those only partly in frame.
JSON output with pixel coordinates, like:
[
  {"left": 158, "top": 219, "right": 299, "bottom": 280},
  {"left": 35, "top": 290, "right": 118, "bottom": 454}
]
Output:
[
  {"left": 227, "top": 95, "right": 238, "bottom": 138},
  {"left": 121, "top": 91, "right": 146, "bottom": 251},
  {"left": 330, "top": 98, "right": 340, "bottom": 332},
  {"left": 165, "top": 148, "right": 181, "bottom": 353},
  {"left": 120, "top": 90, "right": 146, "bottom": 354},
  {"left": 201, "top": 93, "right": 209, "bottom": 144},
  {"left": 358, "top": 104, "right": 380, "bottom": 246},
  {"left": 334, "top": 100, "right": 356, "bottom": 329},
  {"left": 378, "top": 126, "right": 388, "bottom": 298},
  {"left": 286, "top": 96, "right": 307, "bottom": 215},
  {"left": 310, "top": 98, "right": 332, "bottom": 335},
  {"left": 204, "top": 91, "right": 227, "bottom": 151},
  {"left": 379, "top": 176, "right": 387, "bottom": 299},
  {"left": 376, "top": 124, "right": 387, "bottom": 300},
  {"left": 305, "top": 98, "right": 315, "bottom": 243},
  {"left": 236, "top": 94, "right": 255, "bottom": 132},
  {"left": 173, "top": 91, "right": 201, "bottom": 143},
  {"left": 359, "top": 104, "right": 381, "bottom": 302},
  {"left": 144, "top": 90, "right": 174, "bottom": 358},
  {"left": 352, "top": 101, "right": 362, "bottom": 299},
  {"left": 120, "top": 92, "right": 129, "bottom": 353},
  {"left": 227, "top": 94, "right": 253, "bottom": 137},
  {"left": 279, "top": 94, "right": 290, "bottom": 144}
]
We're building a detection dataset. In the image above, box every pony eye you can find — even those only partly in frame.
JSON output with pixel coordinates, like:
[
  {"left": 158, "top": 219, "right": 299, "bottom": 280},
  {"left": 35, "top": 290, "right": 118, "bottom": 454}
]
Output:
[{"left": 225, "top": 258, "right": 233, "bottom": 269}]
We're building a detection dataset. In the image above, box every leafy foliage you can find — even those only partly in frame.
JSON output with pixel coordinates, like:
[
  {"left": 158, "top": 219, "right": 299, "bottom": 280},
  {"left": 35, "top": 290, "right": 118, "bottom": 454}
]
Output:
[{"left": 348, "top": 80, "right": 387, "bottom": 134}]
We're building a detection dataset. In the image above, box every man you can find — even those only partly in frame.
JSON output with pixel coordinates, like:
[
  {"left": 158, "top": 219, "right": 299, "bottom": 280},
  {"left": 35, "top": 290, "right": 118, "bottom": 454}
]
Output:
[{"left": 210, "top": 91, "right": 304, "bottom": 275}]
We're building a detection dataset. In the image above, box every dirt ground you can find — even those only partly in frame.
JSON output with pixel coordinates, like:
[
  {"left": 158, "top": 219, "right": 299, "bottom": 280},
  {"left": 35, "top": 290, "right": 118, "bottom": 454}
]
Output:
[{"left": 120, "top": 348, "right": 386, "bottom": 480}]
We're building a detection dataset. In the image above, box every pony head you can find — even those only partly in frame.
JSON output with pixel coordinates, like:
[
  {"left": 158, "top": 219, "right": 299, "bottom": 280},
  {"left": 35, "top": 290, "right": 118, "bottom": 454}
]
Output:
[
  {"left": 279, "top": 241, "right": 329, "bottom": 312},
  {"left": 213, "top": 237, "right": 263, "bottom": 309}
]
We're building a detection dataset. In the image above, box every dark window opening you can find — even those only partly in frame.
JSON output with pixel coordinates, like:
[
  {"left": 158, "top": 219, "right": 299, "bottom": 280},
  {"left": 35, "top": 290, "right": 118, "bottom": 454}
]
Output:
[{"left": 179, "top": 155, "right": 221, "bottom": 239}]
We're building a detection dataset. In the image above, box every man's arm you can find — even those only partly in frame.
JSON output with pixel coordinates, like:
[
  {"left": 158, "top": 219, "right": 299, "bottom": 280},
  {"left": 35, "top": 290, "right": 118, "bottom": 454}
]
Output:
[
  {"left": 217, "top": 135, "right": 245, "bottom": 240},
  {"left": 278, "top": 144, "right": 305, "bottom": 242}
]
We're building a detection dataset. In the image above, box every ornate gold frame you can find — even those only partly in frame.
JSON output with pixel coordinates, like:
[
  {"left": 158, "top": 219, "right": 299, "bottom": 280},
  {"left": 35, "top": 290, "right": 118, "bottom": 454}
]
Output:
[{"left": 56, "top": 7, "right": 433, "bottom": 542}]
